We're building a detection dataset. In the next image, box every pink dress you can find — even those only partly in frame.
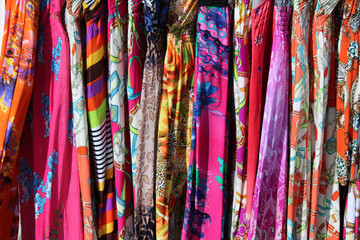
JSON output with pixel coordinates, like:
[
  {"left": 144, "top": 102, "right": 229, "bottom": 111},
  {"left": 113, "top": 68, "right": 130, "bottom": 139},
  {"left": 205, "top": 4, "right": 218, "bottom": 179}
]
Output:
[{"left": 18, "top": 0, "right": 82, "bottom": 238}]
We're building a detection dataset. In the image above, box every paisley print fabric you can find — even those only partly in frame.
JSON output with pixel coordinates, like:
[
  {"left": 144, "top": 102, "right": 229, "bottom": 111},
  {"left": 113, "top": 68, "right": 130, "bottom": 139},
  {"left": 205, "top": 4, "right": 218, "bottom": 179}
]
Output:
[
  {"left": 248, "top": 3, "right": 291, "bottom": 240},
  {"left": 287, "top": 0, "right": 312, "bottom": 239},
  {"left": 181, "top": 6, "right": 230, "bottom": 240},
  {"left": 230, "top": 0, "right": 251, "bottom": 238},
  {"left": 65, "top": 1, "right": 97, "bottom": 239},
  {"left": 246, "top": 0, "right": 272, "bottom": 227},
  {"left": 107, "top": 0, "right": 134, "bottom": 239},
  {"left": 337, "top": 0, "right": 360, "bottom": 238},
  {"left": 18, "top": 0, "right": 82, "bottom": 238},
  {"left": 155, "top": 0, "right": 197, "bottom": 238},
  {"left": 83, "top": 1, "right": 117, "bottom": 238},
  {"left": 309, "top": 0, "right": 340, "bottom": 239},
  {"left": 0, "top": 0, "right": 40, "bottom": 238}
]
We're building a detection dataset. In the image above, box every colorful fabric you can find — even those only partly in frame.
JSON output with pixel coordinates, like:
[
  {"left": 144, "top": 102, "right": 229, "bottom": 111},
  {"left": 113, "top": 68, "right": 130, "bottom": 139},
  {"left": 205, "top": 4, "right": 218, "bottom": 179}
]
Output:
[
  {"left": 65, "top": 1, "right": 97, "bottom": 239},
  {"left": 181, "top": 5, "right": 230, "bottom": 240},
  {"left": 18, "top": 0, "right": 82, "bottom": 238},
  {"left": 287, "top": 0, "right": 312, "bottom": 239},
  {"left": 107, "top": 0, "right": 134, "bottom": 238},
  {"left": 133, "top": 0, "right": 168, "bottom": 236},
  {"left": 127, "top": 0, "right": 145, "bottom": 199},
  {"left": 337, "top": 0, "right": 360, "bottom": 238},
  {"left": 155, "top": 0, "right": 197, "bottom": 238},
  {"left": 246, "top": 0, "right": 273, "bottom": 226},
  {"left": 230, "top": 0, "right": 251, "bottom": 238},
  {"left": 0, "top": 0, "right": 40, "bottom": 238},
  {"left": 83, "top": 1, "right": 117, "bottom": 238},
  {"left": 309, "top": 0, "right": 340, "bottom": 239},
  {"left": 248, "top": 2, "right": 291, "bottom": 239}
]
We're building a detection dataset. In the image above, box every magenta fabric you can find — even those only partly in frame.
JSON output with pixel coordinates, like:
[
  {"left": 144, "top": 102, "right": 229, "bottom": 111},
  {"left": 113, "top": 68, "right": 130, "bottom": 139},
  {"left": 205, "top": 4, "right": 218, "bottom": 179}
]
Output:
[
  {"left": 248, "top": 4, "right": 291, "bottom": 240},
  {"left": 18, "top": 0, "right": 82, "bottom": 239},
  {"left": 182, "top": 6, "right": 230, "bottom": 240}
]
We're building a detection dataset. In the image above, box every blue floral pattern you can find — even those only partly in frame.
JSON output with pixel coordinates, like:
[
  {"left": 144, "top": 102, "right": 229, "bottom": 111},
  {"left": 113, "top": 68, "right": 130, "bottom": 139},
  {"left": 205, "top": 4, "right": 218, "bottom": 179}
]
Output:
[
  {"left": 18, "top": 150, "right": 59, "bottom": 219},
  {"left": 51, "top": 37, "right": 62, "bottom": 81},
  {"left": 67, "top": 106, "right": 74, "bottom": 146},
  {"left": 41, "top": 92, "right": 51, "bottom": 138}
]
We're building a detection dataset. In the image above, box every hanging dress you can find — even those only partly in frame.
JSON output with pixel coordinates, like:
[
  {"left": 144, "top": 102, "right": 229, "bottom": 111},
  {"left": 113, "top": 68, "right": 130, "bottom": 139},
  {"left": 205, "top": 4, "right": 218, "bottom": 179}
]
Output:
[
  {"left": 65, "top": 0, "right": 97, "bottom": 239},
  {"left": 248, "top": 1, "right": 291, "bottom": 239},
  {"left": 287, "top": 0, "right": 312, "bottom": 239},
  {"left": 18, "top": 0, "right": 82, "bottom": 238},
  {"left": 230, "top": 0, "right": 251, "bottom": 238},
  {"left": 246, "top": 0, "right": 273, "bottom": 225},
  {"left": 181, "top": 2, "right": 231, "bottom": 239},
  {"left": 83, "top": 0, "right": 117, "bottom": 238},
  {"left": 155, "top": 0, "right": 197, "bottom": 238},
  {"left": 127, "top": 0, "right": 146, "bottom": 202},
  {"left": 336, "top": 0, "right": 360, "bottom": 238},
  {"left": 133, "top": 0, "right": 168, "bottom": 237},
  {"left": 308, "top": 0, "right": 340, "bottom": 239},
  {"left": 107, "top": 0, "right": 134, "bottom": 238},
  {"left": 0, "top": 0, "right": 40, "bottom": 239}
]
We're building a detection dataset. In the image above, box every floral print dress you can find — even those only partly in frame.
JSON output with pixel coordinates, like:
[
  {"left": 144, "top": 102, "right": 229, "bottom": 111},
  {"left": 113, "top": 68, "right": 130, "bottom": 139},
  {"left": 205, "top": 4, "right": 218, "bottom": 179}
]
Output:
[{"left": 18, "top": 0, "right": 82, "bottom": 238}]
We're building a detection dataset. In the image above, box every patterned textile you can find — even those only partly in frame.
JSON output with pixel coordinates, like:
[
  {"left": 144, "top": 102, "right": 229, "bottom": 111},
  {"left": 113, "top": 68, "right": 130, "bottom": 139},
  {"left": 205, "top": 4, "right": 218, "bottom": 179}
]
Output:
[
  {"left": 248, "top": 3, "right": 291, "bottom": 239},
  {"left": 0, "top": 0, "right": 40, "bottom": 238},
  {"left": 127, "top": 0, "right": 145, "bottom": 199},
  {"left": 133, "top": 0, "right": 168, "bottom": 235},
  {"left": 309, "top": 0, "right": 340, "bottom": 239},
  {"left": 65, "top": 1, "right": 97, "bottom": 239},
  {"left": 337, "top": 0, "right": 360, "bottom": 238},
  {"left": 155, "top": 0, "right": 197, "bottom": 238},
  {"left": 230, "top": 0, "right": 251, "bottom": 238},
  {"left": 18, "top": 0, "right": 82, "bottom": 238},
  {"left": 83, "top": 1, "right": 117, "bottom": 238},
  {"left": 181, "top": 6, "right": 230, "bottom": 240},
  {"left": 107, "top": 0, "right": 134, "bottom": 238},
  {"left": 246, "top": 0, "right": 273, "bottom": 227},
  {"left": 287, "top": 0, "right": 312, "bottom": 239}
]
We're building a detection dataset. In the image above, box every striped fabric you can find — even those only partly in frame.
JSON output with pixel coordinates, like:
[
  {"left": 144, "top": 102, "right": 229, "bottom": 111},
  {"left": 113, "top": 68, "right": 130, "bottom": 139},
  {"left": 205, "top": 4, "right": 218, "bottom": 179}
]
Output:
[{"left": 83, "top": 0, "right": 117, "bottom": 239}]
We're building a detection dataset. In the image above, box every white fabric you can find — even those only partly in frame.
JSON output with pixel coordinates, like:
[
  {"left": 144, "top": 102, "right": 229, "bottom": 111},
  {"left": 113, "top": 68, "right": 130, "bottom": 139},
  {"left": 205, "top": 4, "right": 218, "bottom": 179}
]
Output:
[{"left": 0, "top": 0, "right": 5, "bottom": 55}]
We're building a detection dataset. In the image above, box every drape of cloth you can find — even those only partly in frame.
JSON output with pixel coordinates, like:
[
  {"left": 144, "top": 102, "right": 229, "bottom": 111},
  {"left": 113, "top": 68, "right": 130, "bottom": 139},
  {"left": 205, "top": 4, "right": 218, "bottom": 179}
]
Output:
[
  {"left": 0, "top": 0, "right": 4, "bottom": 54},
  {"left": 127, "top": 0, "right": 145, "bottom": 202},
  {"left": 248, "top": 2, "right": 291, "bottom": 239},
  {"left": 83, "top": 1, "right": 117, "bottom": 238},
  {"left": 133, "top": 0, "right": 168, "bottom": 236},
  {"left": 18, "top": 0, "right": 82, "bottom": 238},
  {"left": 245, "top": 0, "right": 273, "bottom": 226},
  {"left": 181, "top": 5, "right": 230, "bottom": 240},
  {"left": 336, "top": 0, "right": 360, "bottom": 239},
  {"left": 155, "top": 0, "right": 197, "bottom": 238},
  {"left": 230, "top": 0, "right": 251, "bottom": 238},
  {"left": 107, "top": 0, "right": 134, "bottom": 238},
  {"left": 0, "top": 0, "right": 40, "bottom": 239},
  {"left": 65, "top": 1, "right": 97, "bottom": 239},
  {"left": 287, "top": 0, "right": 312, "bottom": 239},
  {"left": 308, "top": 0, "right": 340, "bottom": 239}
]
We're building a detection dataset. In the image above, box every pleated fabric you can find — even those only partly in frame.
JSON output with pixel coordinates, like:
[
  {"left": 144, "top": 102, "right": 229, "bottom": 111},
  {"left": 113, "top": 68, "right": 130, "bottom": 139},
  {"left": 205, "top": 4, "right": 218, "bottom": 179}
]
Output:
[
  {"left": 337, "top": 0, "right": 360, "bottom": 238},
  {"left": 18, "top": 0, "right": 82, "bottom": 238},
  {"left": 133, "top": 0, "right": 168, "bottom": 237},
  {"left": 248, "top": 2, "right": 291, "bottom": 239},
  {"left": 230, "top": 0, "right": 251, "bottom": 238},
  {"left": 83, "top": 0, "right": 117, "bottom": 238},
  {"left": 181, "top": 5, "right": 230, "bottom": 240},
  {"left": 107, "top": 0, "right": 134, "bottom": 238},
  {"left": 287, "top": 0, "right": 312, "bottom": 239},
  {"left": 65, "top": 1, "right": 97, "bottom": 239},
  {"left": 155, "top": 0, "right": 197, "bottom": 238},
  {"left": 309, "top": 0, "right": 340, "bottom": 239},
  {"left": 0, "top": 0, "right": 40, "bottom": 239},
  {"left": 127, "top": 0, "right": 145, "bottom": 202},
  {"left": 246, "top": 0, "right": 273, "bottom": 225}
]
